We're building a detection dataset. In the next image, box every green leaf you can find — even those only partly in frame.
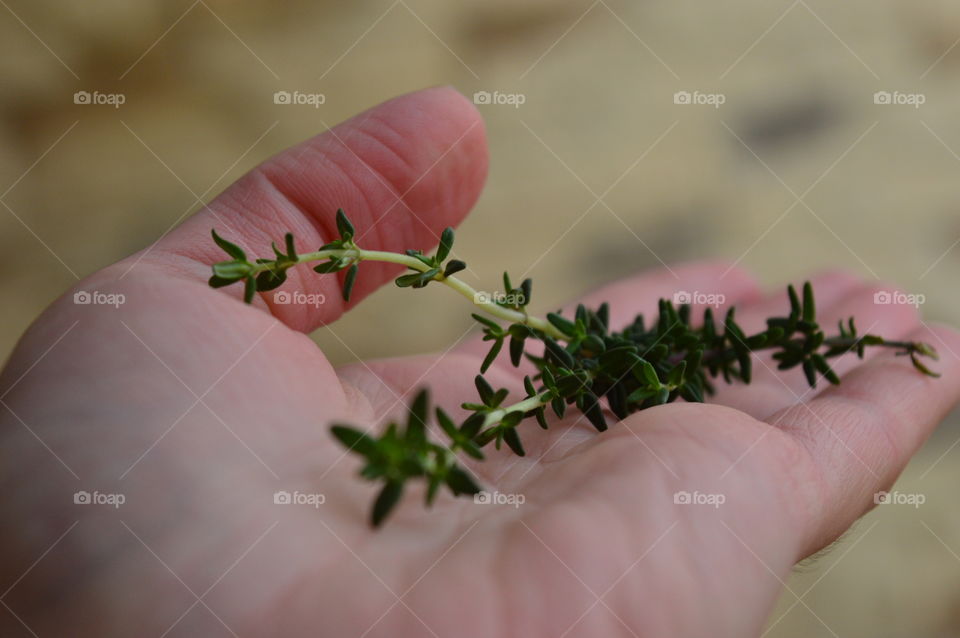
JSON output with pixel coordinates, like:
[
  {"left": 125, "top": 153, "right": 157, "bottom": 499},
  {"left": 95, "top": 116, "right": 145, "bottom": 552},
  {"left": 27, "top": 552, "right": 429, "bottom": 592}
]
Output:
[
  {"left": 255, "top": 269, "right": 287, "bottom": 292},
  {"left": 475, "top": 375, "right": 496, "bottom": 405},
  {"left": 546, "top": 313, "right": 576, "bottom": 336},
  {"left": 342, "top": 264, "right": 359, "bottom": 302},
  {"left": 667, "top": 361, "right": 686, "bottom": 387},
  {"left": 395, "top": 272, "right": 422, "bottom": 288},
  {"left": 443, "top": 259, "right": 467, "bottom": 278},
  {"left": 471, "top": 313, "right": 503, "bottom": 333},
  {"left": 208, "top": 275, "right": 238, "bottom": 288},
  {"left": 811, "top": 354, "right": 839, "bottom": 385},
  {"left": 436, "top": 227, "right": 454, "bottom": 263},
  {"left": 406, "top": 389, "right": 429, "bottom": 445},
  {"left": 284, "top": 233, "right": 297, "bottom": 259},
  {"left": 502, "top": 427, "right": 525, "bottom": 457},
  {"left": 581, "top": 392, "right": 607, "bottom": 432},
  {"left": 445, "top": 466, "right": 481, "bottom": 495},
  {"left": 314, "top": 259, "right": 344, "bottom": 274},
  {"left": 212, "top": 260, "right": 253, "bottom": 280},
  {"left": 787, "top": 284, "right": 801, "bottom": 317},
  {"left": 335, "top": 208, "right": 355, "bottom": 241},
  {"left": 371, "top": 481, "right": 404, "bottom": 527},
  {"left": 480, "top": 338, "right": 503, "bottom": 374},
  {"left": 435, "top": 407, "right": 458, "bottom": 441},
  {"left": 211, "top": 229, "right": 246, "bottom": 260},
  {"left": 243, "top": 276, "right": 256, "bottom": 304},
  {"left": 330, "top": 425, "right": 377, "bottom": 456},
  {"left": 636, "top": 359, "right": 661, "bottom": 388},
  {"left": 802, "top": 281, "right": 816, "bottom": 323},
  {"left": 509, "top": 334, "right": 526, "bottom": 367},
  {"left": 460, "top": 413, "right": 485, "bottom": 438}
]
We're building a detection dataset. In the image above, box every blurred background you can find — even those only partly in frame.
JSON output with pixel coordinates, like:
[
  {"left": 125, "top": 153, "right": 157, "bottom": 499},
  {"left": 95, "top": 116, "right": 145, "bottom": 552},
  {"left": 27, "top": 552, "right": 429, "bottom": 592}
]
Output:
[{"left": 3, "top": 0, "right": 960, "bottom": 635}]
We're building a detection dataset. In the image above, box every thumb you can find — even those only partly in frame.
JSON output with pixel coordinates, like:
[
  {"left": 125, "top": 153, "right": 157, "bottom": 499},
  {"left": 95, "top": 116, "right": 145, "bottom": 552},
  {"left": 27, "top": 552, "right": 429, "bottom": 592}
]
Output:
[{"left": 136, "top": 86, "right": 488, "bottom": 332}]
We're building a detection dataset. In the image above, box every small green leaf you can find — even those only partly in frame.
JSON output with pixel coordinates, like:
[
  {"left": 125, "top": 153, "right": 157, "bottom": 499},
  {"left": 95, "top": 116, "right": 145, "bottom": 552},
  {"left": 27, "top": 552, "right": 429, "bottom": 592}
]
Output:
[
  {"left": 480, "top": 338, "right": 503, "bottom": 374},
  {"left": 371, "top": 481, "right": 404, "bottom": 527},
  {"left": 436, "top": 227, "right": 454, "bottom": 263},
  {"left": 406, "top": 389, "right": 429, "bottom": 445},
  {"left": 208, "top": 275, "right": 237, "bottom": 288},
  {"left": 475, "top": 375, "right": 496, "bottom": 405},
  {"left": 802, "top": 281, "right": 816, "bottom": 323},
  {"left": 335, "top": 208, "right": 355, "bottom": 241},
  {"left": 502, "top": 427, "right": 525, "bottom": 456},
  {"left": 314, "top": 260, "right": 344, "bottom": 274},
  {"left": 211, "top": 229, "right": 246, "bottom": 260},
  {"left": 546, "top": 313, "right": 576, "bottom": 336},
  {"left": 636, "top": 359, "right": 661, "bottom": 388},
  {"left": 395, "top": 272, "right": 422, "bottom": 288},
  {"left": 443, "top": 259, "right": 467, "bottom": 278},
  {"left": 212, "top": 260, "right": 253, "bottom": 280},
  {"left": 330, "top": 425, "right": 378, "bottom": 456},
  {"left": 581, "top": 392, "right": 607, "bottom": 432},
  {"left": 255, "top": 269, "right": 287, "bottom": 292},
  {"left": 445, "top": 466, "right": 481, "bottom": 495},
  {"left": 243, "top": 276, "right": 256, "bottom": 304},
  {"left": 342, "top": 264, "right": 359, "bottom": 302}
]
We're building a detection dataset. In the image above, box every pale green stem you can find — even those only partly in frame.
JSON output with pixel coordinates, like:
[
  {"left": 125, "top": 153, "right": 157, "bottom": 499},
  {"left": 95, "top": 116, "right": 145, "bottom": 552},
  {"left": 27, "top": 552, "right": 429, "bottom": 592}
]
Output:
[
  {"left": 480, "top": 391, "right": 553, "bottom": 429},
  {"left": 254, "top": 247, "right": 568, "bottom": 339}
]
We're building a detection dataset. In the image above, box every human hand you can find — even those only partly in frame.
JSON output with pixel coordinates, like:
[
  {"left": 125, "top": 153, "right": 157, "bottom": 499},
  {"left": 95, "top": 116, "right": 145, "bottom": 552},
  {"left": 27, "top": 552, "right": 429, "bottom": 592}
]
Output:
[{"left": 2, "top": 87, "right": 958, "bottom": 638}]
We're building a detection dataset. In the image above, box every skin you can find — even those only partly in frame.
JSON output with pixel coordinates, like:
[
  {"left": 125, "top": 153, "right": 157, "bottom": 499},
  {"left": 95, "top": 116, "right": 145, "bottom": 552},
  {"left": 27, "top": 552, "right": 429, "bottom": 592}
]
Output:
[{"left": 1, "top": 87, "right": 958, "bottom": 638}]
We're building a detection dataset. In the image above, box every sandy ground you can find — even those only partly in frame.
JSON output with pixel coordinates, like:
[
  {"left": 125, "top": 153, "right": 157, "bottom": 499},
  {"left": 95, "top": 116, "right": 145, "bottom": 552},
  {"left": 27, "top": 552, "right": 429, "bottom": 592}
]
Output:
[{"left": 2, "top": 0, "right": 960, "bottom": 635}]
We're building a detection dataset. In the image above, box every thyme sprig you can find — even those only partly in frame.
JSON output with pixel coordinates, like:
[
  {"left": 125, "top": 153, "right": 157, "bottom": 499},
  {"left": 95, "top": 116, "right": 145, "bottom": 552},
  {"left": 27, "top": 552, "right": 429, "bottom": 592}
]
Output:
[{"left": 209, "top": 209, "right": 939, "bottom": 527}]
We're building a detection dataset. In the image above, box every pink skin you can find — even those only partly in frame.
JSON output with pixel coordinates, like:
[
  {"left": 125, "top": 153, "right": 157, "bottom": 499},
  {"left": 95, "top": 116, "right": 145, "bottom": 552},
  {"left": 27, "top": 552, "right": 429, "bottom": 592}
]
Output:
[{"left": 1, "top": 87, "right": 958, "bottom": 638}]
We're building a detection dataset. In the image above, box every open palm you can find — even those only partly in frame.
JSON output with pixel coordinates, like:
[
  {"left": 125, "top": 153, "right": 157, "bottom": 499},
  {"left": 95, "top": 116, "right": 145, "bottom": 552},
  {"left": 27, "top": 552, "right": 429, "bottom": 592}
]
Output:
[{"left": 2, "top": 88, "right": 958, "bottom": 638}]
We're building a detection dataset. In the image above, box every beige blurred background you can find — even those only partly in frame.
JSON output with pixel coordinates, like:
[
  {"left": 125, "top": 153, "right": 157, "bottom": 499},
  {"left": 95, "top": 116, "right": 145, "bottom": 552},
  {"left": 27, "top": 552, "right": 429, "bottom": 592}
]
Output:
[{"left": 3, "top": 0, "right": 960, "bottom": 635}]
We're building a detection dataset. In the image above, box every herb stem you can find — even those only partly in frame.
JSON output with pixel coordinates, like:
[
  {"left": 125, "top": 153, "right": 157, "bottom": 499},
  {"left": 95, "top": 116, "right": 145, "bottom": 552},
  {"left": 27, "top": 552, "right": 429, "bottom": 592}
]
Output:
[
  {"left": 254, "top": 247, "right": 567, "bottom": 339},
  {"left": 480, "top": 392, "right": 553, "bottom": 429}
]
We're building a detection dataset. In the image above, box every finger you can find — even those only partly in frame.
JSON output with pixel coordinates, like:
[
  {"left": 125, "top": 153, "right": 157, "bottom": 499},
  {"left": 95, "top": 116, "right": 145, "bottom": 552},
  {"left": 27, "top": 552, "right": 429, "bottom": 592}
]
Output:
[
  {"left": 712, "top": 274, "right": 921, "bottom": 418},
  {"left": 136, "top": 87, "right": 488, "bottom": 332},
  {"left": 456, "top": 260, "right": 762, "bottom": 378},
  {"left": 766, "top": 322, "right": 960, "bottom": 554}
]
